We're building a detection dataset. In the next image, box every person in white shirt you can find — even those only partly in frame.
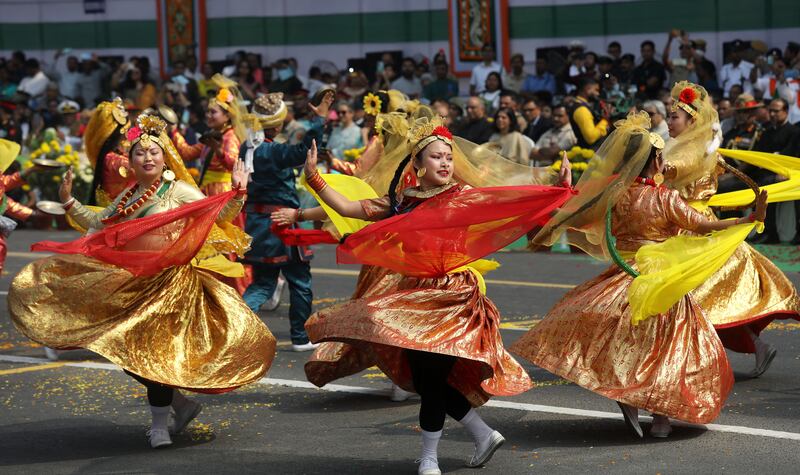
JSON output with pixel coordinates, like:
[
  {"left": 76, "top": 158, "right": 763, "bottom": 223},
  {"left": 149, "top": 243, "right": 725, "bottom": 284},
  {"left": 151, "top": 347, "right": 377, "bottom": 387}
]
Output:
[
  {"left": 470, "top": 44, "right": 503, "bottom": 95},
  {"left": 47, "top": 50, "right": 81, "bottom": 100},
  {"left": 719, "top": 40, "right": 754, "bottom": 97},
  {"left": 752, "top": 57, "right": 800, "bottom": 124},
  {"left": 17, "top": 59, "right": 50, "bottom": 99},
  {"left": 391, "top": 58, "right": 423, "bottom": 99},
  {"left": 502, "top": 53, "right": 527, "bottom": 93}
]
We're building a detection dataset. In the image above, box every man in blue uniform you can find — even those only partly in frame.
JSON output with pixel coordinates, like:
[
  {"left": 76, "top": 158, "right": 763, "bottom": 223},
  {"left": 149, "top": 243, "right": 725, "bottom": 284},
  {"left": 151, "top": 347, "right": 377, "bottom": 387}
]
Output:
[{"left": 240, "top": 91, "right": 333, "bottom": 351}]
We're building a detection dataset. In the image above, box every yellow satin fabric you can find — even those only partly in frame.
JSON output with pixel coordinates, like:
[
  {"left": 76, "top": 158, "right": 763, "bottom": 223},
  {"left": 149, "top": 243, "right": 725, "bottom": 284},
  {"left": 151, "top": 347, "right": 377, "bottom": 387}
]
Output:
[
  {"left": 302, "top": 173, "right": 378, "bottom": 236},
  {"left": 9, "top": 255, "right": 274, "bottom": 390},
  {"left": 629, "top": 221, "right": 762, "bottom": 324},
  {"left": 709, "top": 149, "right": 800, "bottom": 207},
  {"left": 202, "top": 170, "right": 232, "bottom": 186}
]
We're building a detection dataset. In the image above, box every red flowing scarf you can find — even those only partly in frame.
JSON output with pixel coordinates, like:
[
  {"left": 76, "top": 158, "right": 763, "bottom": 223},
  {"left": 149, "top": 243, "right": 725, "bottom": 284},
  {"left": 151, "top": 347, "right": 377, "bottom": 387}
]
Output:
[
  {"left": 271, "top": 223, "right": 339, "bottom": 246},
  {"left": 336, "top": 185, "right": 574, "bottom": 277},
  {"left": 33, "top": 190, "right": 237, "bottom": 276}
]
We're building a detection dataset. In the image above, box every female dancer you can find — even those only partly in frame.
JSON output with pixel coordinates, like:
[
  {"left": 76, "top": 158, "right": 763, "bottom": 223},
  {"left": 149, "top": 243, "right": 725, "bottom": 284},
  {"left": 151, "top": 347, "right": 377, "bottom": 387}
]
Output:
[
  {"left": 170, "top": 74, "right": 250, "bottom": 293},
  {"left": 275, "top": 116, "right": 572, "bottom": 474},
  {"left": 512, "top": 112, "right": 767, "bottom": 439},
  {"left": 9, "top": 114, "right": 275, "bottom": 449},
  {"left": 83, "top": 97, "right": 134, "bottom": 205},
  {"left": 663, "top": 81, "right": 799, "bottom": 376}
]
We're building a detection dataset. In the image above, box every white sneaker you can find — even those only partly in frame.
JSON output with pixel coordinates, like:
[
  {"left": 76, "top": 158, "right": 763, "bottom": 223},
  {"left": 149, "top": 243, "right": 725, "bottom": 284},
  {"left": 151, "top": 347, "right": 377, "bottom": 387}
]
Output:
[
  {"left": 389, "top": 384, "right": 413, "bottom": 402},
  {"left": 650, "top": 415, "right": 672, "bottom": 438},
  {"left": 263, "top": 276, "right": 286, "bottom": 311},
  {"left": 465, "top": 430, "right": 505, "bottom": 468},
  {"left": 291, "top": 342, "right": 319, "bottom": 352},
  {"left": 44, "top": 347, "right": 60, "bottom": 361},
  {"left": 146, "top": 428, "right": 173, "bottom": 448},
  {"left": 417, "top": 456, "right": 441, "bottom": 475},
  {"left": 170, "top": 400, "right": 202, "bottom": 435}
]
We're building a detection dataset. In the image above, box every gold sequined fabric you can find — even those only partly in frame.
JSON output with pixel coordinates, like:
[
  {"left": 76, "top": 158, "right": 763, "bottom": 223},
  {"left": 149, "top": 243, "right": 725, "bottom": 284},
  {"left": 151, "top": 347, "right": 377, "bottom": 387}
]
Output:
[
  {"left": 511, "top": 184, "right": 733, "bottom": 423},
  {"left": 681, "top": 207, "right": 800, "bottom": 352},
  {"left": 305, "top": 265, "right": 402, "bottom": 387},
  {"left": 306, "top": 269, "right": 533, "bottom": 407},
  {"left": 9, "top": 255, "right": 275, "bottom": 391}
]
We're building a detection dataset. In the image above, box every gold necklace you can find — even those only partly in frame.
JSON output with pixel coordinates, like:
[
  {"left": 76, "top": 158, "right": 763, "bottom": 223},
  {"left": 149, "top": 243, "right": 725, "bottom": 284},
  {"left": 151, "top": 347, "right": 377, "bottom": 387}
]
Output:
[{"left": 403, "top": 181, "right": 457, "bottom": 199}]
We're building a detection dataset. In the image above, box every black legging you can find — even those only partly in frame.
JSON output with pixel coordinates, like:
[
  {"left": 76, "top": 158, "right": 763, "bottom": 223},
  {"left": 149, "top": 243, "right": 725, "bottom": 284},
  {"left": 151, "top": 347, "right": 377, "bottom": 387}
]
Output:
[
  {"left": 407, "top": 350, "right": 471, "bottom": 432},
  {"left": 125, "top": 370, "right": 174, "bottom": 407}
]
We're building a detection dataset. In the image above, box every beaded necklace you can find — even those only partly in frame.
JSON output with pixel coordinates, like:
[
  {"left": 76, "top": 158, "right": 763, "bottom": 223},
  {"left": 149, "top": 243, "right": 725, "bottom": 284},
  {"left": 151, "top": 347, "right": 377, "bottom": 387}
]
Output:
[{"left": 100, "top": 179, "right": 162, "bottom": 225}]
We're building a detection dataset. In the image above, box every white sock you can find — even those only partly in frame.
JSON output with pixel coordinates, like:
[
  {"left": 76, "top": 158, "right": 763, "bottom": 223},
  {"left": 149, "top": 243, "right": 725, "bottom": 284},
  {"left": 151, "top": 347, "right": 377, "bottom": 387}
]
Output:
[
  {"left": 459, "top": 409, "right": 494, "bottom": 446},
  {"left": 150, "top": 405, "right": 170, "bottom": 431},
  {"left": 420, "top": 429, "right": 442, "bottom": 462},
  {"left": 171, "top": 390, "right": 189, "bottom": 411}
]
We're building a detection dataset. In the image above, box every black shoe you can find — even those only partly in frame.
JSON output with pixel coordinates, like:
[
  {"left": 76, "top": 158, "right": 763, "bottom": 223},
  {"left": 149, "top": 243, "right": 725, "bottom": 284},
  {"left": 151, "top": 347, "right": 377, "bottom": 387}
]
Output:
[{"left": 748, "top": 234, "right": 781, "bottom": 245}]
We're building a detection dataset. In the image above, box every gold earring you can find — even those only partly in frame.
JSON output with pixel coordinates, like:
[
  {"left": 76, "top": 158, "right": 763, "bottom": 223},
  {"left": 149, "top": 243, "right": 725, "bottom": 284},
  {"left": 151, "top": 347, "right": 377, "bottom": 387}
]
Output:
[
  {"left": 118, "top": 166, "right": 128, "bottom": 178},
  {"left": 653, "top": 172, "right": 664, "bottom": 186},
  {"left": 162, "top": 167, "right": 176, "bottom": 181},
  {"left": 416, "top": 167, "right": 427, "bottom": 178}
]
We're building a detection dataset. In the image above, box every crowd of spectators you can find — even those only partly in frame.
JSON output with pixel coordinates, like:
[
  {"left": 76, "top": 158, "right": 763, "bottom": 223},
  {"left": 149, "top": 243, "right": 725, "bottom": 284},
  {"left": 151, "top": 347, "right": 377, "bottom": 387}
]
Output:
[{"left": 2, "top": 30, "right": 800, "bottom": 238}]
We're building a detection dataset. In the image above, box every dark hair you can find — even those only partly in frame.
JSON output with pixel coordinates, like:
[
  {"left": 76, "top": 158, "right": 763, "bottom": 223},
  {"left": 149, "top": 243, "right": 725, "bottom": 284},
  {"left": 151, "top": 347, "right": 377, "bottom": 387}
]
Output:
[
  {"left": 88, "top": 126, "right": 125, "bottom": 206},
  {"left": 500, "top": 89, "right": 518, "bottom": 101},
  {"left": 641, "top": 40, "right": 655, "bottom": 50},
  {"left": 402, "top": 57, "right": 416, "bottom": 67},
  {"left": 577, "top": 77, "right": 599, "bottom": 92},
  {"left": 771, "top": 98, "right": 789, "bottom": 111},
  {"left": 621, "top": 53, "right": 635, "bottom": 62},
  {"left": 25, "top": 58, "right": 39, "bottom": 69},
  {"left": 485, "top": 71, "right": 503, "bottom": 91},
  {"left": 585, "top": 52, "right": 598, "bottom": 61},
  {"left": 238, "top": 59, "right": 255, "bottom": 84},
  {"left": 388, "top": 155, "right": 412, "bottom": 211},
  {"left": 494, "top": 107, "right": 519, "bottom": 133},
  {"left": 608, "top": 41, "right": 621, "bottom": 49}
]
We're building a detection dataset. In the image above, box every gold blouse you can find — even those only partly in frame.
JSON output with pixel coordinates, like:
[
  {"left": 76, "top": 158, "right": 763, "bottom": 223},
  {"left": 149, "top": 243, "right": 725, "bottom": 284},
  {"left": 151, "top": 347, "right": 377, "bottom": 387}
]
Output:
[
  {"left": 612, "top": 183, "right": 706, "bottom": 252},
  {"left": 68, "top": 179, "right": 244, "bottom": 232}
]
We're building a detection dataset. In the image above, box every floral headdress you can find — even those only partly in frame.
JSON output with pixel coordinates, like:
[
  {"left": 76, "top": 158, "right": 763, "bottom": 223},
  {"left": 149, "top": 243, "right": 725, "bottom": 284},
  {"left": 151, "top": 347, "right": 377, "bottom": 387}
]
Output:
[
  {"left": 409, "top": 118, "right": 453, "bottom": 158},
  {"left": 363, "top": 93, "right": 383, "bottom": 116},
  {"left": 672, "top": 83, "right": 705, "bottom": 119},
  {"left": 127, "top": 113, "right": 167, "bottom": 150}
]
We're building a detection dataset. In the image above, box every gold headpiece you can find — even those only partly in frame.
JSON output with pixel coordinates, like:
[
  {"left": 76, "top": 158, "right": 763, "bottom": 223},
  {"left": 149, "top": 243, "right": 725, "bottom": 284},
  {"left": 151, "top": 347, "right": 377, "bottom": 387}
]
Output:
[
  {"left": 648, "top": 132, "right": 665, "bottom": 150},
  {"left": 409, "top": 117, "right": 454, "bottom": 158},
  {"left": 84, "top": 97, "right": 130, "bottom": 167},
  {"left": 671, "top": 83, "right": 705, "bottom": 119},
  {"left": 128, "top": 113, "right": 167, "bottom": 150}
]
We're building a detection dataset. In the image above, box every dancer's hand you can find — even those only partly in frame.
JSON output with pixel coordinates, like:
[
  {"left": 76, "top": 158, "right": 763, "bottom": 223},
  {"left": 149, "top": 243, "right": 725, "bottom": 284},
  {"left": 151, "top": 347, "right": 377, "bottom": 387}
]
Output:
[
  {"left": 753, "top": 190, "right": 768, "bottom": 222},
  {"left": 231, "top": 159, "right": 250, "bottom": 190},
  {"left": 271, "top": 208, "right": 297, "bottom": 226},
  {"left": 304, "top": 139, "right": 319, "bottom": 178},
  {"left": 59, "top": 167, "right": 73, "bottom": 203},
  {"left": 310, "top": 91, "right": 334, "bottom": 119},
  {"left": 558, "top": 151, "right": 572, "bottom": 188}
]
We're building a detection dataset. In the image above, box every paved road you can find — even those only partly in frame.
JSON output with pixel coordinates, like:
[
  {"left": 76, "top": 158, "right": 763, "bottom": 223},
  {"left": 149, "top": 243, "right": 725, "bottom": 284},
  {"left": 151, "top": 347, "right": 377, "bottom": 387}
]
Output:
[{"left": 2, "top": 230, "right": 800, "bottom": 474}]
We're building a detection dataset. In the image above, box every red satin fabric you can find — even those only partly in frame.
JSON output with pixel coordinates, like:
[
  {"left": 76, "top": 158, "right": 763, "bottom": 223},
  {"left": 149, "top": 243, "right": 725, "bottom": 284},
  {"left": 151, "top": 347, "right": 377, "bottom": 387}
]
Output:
[
  {"left": 32, "top": 190, "right": 236, "bottom": 276},
  {"left": 271, "top": 223, "right": 339, "bottom": 246},
  {"left": 337, "top": 185, "right": 574, "bottom": 277}
]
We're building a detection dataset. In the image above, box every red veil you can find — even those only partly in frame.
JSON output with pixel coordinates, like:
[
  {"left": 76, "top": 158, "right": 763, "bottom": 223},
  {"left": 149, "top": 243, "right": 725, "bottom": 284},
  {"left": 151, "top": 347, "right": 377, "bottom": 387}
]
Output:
[
  {"left": 33, "top": 190, "right": 238, "bottom": 276},
  {"left": 336, "top": 185, "right": 574, "bottom": 277}
]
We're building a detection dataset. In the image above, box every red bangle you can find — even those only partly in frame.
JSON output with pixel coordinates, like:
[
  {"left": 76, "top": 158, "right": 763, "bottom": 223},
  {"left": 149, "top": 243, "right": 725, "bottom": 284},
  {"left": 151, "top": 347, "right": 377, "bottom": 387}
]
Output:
[
  {"left": 234, "top": 186, "right": 247, "bottom": 199},
  {"left": 306, "top": 171, "right": 328, "bottom": 193},
  {"left": 749, "top": 214, "right": 757, "bottom": 222}
]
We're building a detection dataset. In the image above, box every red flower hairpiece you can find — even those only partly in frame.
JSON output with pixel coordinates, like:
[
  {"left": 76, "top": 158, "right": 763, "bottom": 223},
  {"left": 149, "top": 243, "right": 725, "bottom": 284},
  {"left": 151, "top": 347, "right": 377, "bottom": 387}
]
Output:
[
  {"left": 679, "top": 87, "right": 697, "bottom": 105},
  {"left": 126, "top": 126, "right": 142, "bottom": 142},
  {"left": 432, "top": 125, "right": 453, "bottom": 140}
]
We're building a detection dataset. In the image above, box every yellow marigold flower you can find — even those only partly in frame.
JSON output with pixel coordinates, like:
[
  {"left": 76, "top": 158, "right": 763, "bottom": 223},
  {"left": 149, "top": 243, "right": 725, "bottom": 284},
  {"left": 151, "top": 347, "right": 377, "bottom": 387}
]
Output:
[
  {"left": 363, "top": 93, "right": 383, "bottom": 116},
  {"left": 52, "top": 175, "right": 61, "bottom": 182},
  {"left": 64, "top": 144, "right": 73, "bottom": 154},
  {"left": 40, "top": 143, "right": 51, "bottom": 154},
  {"left": 22, "top": 184, "right": 30, "bottom": 191}
]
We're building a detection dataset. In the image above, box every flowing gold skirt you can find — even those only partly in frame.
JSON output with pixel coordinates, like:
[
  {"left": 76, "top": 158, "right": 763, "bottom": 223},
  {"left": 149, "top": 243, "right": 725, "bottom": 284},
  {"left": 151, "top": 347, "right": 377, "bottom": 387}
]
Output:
[
  {"left": 692, "top": 243, "right": 800, "bottom": 352},
  {"left": 305, "top": 265, "right": 401, "bottom": 387},
  {"left": 306, "top": 269, "right": 533, "bottom": 407},
  {"left": 9, "top": 255, "right": 275, "bottom": 392},
  {"left": 511, "top": 264, "right": 733, "bottom": 424}
]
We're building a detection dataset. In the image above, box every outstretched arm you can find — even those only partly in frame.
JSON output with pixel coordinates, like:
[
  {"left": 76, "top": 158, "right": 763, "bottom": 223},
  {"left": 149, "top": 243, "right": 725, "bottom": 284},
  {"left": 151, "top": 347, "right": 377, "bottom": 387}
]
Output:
[
  {"left": 271, "top": 206, "right": 328, "bottom": 226},
  {"left": 303, "top": 139, "right": 369, "bottom": 220}
]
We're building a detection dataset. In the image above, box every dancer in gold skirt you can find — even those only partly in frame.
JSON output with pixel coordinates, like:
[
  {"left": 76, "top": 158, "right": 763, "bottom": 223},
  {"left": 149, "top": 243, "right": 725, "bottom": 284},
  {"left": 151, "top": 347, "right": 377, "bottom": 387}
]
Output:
[
  {"left": 512, "top": 112, "right": 767, "bottom": 439},
  {"left": 663, "top": 81, "right": 800, "bottom": 377},
  {"left": 272, "top": 111, "right": 573, "bottom": 474},
  {"left": 9, "top": 114, "right": 275, "bottom": 449}
]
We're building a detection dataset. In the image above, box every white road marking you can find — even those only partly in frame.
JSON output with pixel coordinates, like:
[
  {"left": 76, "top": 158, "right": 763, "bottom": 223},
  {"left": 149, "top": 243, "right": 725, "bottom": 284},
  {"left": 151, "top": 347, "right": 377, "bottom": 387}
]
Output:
[{"left": 2, "top": 354, "right": 799, "bottom": 441}]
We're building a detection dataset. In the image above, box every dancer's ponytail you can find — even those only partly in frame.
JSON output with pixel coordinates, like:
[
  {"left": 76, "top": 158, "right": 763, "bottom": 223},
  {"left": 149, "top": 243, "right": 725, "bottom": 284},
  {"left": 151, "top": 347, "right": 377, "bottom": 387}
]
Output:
[{"left": 388, "top": 154, "right": 412, "bottom": 212}]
